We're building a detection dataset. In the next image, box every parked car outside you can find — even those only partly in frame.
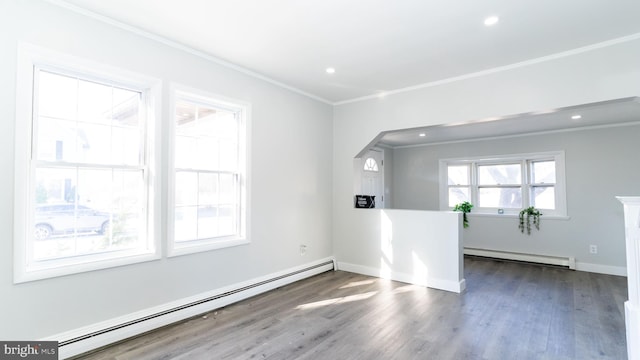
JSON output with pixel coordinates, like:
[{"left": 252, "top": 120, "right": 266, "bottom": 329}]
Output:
[{"left": 34, "top": 204, "right": 111, "bottom": 240}]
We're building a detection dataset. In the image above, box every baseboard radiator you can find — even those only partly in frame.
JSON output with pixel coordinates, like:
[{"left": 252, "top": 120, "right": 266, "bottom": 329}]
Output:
[
  {"left": 464, "top": 247, "right": 576, "bottom": 269},
  {"left": 53, "top": 259, "right": 335, "bottom": 359}
]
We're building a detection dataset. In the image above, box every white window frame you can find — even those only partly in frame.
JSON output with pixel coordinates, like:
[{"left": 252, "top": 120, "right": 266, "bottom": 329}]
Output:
[
  {"left": 167, "top": 85, "right": 250, "bottom": 257},
  {"left": 439, "top": 151, "right": 567, "bottom": 217},
  {"left": 14, "top": 44, "right": 162, "bottom": 283}
]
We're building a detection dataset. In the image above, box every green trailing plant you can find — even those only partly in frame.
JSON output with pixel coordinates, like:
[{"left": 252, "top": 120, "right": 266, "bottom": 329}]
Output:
[
  {"left": 519, "top": 206, "right": 542, "bottom": 235},
  {"left": 453, "top": 201, "right": 473, "bottom": 228}
]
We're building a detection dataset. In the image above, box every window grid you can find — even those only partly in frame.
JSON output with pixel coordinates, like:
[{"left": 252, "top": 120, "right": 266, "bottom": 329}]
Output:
[
  {"left": 22, "top": 65, "right": 155, "bottom": 278},
  {"left": 170, "top": 90, "right": 246, "bottom": 255},
  {"left": 16, "top": 47, "right": 251, "bottom": 281},
  {"left": 476, "top": 161, "right": 523, "bottom": 209},
  {"left": 444, "top": 154, "right": 562, "bottom": 215},
  {"left": 363, "top": 158, "right": 379, "bottom": 172},
  {"left": 527, "top": 159, "right": 557, "bottom": 210}
]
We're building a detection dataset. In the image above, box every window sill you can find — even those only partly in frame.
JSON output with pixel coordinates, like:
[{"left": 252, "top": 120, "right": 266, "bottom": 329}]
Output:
[
  {"left": 168, "top": 237, "right": 250, "bottom": 258},
  {"left": 15, "top": 250, "right": 161, "bottom": 284},
  {"left": 465, "top": 212, "right": 570, "bottom": 221}
]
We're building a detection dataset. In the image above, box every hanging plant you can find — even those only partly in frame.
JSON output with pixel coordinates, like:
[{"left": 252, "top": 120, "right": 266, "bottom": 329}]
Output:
[
  {"left": 453, "top": 201, "right": 473, "bottom": 228},
  {"left": 519, "top": 206, "right": 542, "bottom": 234}
]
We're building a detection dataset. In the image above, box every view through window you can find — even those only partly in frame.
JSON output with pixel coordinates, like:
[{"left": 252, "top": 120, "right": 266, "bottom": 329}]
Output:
[
  {"left": 29, "top": 68, "right": 150, "bottom": 267},
  {"left": 170, "top": 90, "right": 246, "bottom": 255},
  {"left": 442, "top": 152, "right": 565, "bottom": 216}
]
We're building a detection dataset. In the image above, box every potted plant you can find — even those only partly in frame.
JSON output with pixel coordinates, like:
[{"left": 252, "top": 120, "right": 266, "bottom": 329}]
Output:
[
  {"left": 519, "top": 206, "right": 542, "bottom": 234},
  {"left": 453, "top": 201, "right": 473, "bottom": 228}
]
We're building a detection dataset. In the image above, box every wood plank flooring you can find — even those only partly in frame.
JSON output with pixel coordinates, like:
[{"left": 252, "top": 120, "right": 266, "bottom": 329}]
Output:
[{"left": 74, "top": 256, "right": 628, "bottom": 360}]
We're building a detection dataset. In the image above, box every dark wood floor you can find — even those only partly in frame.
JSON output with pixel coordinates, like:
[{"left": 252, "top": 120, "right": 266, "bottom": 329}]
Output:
[{"left": 75, "top": 257, "right": 628, "bottom": 360}]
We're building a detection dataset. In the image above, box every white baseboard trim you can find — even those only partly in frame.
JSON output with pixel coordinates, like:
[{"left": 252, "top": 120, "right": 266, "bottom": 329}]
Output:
[
  {"left": 464, "top": 248, "right": 628, "bottom": 277},
  {"left": 626, "top": 301, "right": 640, "bottom": 360},
  {"left": 464, "top": 247, "right": 576, "bottom": 269},
  {"left": 44, "top": 257, "right": 336, "bottom": 359},
  {"left": 336, "top": 261, "right": 465, "bottom": 293},
  {"left": 575, "top": 262, "right": 627, "bottom": 276}
]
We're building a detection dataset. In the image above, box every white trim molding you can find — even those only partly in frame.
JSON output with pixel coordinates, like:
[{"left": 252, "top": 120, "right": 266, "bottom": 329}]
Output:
[
  {"left": 463, "top": 247, "right": 627, "bottom": 276},
  {"left": 617, "top": 196, "right": 640, "bottom": 359},
  {"left": 42, "top": 0, "right": 333, "bottom": 105},
  {"left": 335, "top": 33, "right": 640, "bottom": 105},
  {"left": 14, "top": 43, "right": 163, "bottom": 283},
  {"left": 41, "top": 1, "right": 640, "bottom": 106},
  {"left": 336, "top": 262, "right": 466, "bottom": 294},
  {"left": 574, "top": 262, "right": 627, "bottom": 277}
]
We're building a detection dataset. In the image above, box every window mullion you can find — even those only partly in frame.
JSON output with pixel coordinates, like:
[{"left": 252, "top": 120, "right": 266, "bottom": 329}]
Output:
[
  {"left": 522, "top": 159, "right": 530, "bottom": 208},
  {"left": 35, "top": 160, "right": 144, "bottom": 171},
  {"left": 31, "top": 66, "right": 42, "bottom": 162},
  {"left": 174, "top": 168, "right": 237, "bottom": 176},
  {"left": 470, "top": 162, "right": 478, "bottom": 206}
]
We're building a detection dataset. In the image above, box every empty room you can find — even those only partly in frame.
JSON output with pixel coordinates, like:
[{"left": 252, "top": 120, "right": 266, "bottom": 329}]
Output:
[{"left": 1, "top": 1, "right": 640, "bottom": 359}]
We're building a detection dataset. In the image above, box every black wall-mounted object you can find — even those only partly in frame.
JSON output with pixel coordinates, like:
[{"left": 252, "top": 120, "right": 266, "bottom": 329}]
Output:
[{"left": 354, "top": 195, "right": 375, "bottom": 208}]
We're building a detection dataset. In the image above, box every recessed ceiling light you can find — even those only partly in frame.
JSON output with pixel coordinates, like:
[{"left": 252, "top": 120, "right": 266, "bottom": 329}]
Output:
[
  {"left": 419, "top": 133, "right": 426, "bottom": 137},
  {"left": 484, "top": 16, "right": 499, "bottom": 26},
  {"left": 325, "top": 67, "right": 336, "bottom": 74},
  {"left": 571, "top": 115, "right": 582, "bottom": 120}
]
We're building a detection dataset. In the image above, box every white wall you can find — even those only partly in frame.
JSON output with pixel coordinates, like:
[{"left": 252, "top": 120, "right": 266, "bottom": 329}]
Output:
[
  {"left": 0, "top": 1, "right": 333, "bottom": 339},
  {"left": 337, "top": 209, "right": 464, "bottom": 293},
  {"left": 333, "top": 37, "right": 640, "bottom": 273},
  {"left": 3, "top": 0, "right": 640, "bottom": 344},
  {"left": 391, "top": 125, "right": 640, "bottom": 273}
]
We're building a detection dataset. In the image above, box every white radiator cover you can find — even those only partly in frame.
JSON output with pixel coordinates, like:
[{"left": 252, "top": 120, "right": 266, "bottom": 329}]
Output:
[
  {"left": 44, "top": 258, "right": 335, "bottom": 359},
  {"left": 464, "top": 247, "right": 576, "bottom": 269}
]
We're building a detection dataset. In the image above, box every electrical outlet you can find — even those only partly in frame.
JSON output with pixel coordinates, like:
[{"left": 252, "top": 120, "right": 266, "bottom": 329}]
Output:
[
  {"left": 300, "top": 244, "right": 307, "bottom": 256},
  {"left": 589, "top": 245, "right": 598, "bottom": 254}
]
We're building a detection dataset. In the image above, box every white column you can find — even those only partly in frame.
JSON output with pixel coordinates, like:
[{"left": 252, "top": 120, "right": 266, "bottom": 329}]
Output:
[{"left": 617, "top": 196, "right": 640, "bottom": 360}]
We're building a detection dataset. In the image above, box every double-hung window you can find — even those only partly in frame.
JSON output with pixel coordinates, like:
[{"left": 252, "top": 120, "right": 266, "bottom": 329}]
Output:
[
  {"left": 477, "top": 162, "right": 523, "bottom": 209},
  {"left": 168, "top": 88, "right": 248, "bottom": 256},
  {"left": 14, "top": 45, "right": 161, "bottom": 282},
  {"left": 441, "top": 152, "right": 566, "bottom": 216}
]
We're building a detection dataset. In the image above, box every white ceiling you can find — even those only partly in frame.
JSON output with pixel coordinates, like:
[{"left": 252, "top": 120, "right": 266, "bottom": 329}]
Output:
[
  {"left": 48, "top": 0, "right": 640, "bottom": 149},
  {"left": 374, "top": 97, "right": 640, "bottom": 149},
  {"left": 53, "top": 0, "right": 640, "bottom": 104}
]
